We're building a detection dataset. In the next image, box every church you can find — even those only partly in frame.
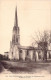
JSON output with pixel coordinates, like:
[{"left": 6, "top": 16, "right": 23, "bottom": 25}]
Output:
[
  {"left": 9, "top": 7, "right": 20, "bottom": 60},
  {"left": 9, "top": 7, "right": 51, "bottom": 61},
  {"left": 9, "top": 7, "right": 37, "bottom": 61}
]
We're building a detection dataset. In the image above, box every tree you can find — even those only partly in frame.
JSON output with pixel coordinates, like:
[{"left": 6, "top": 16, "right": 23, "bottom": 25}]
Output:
[
  {"left": 49, "top": 30, "right": 51, "bottom": 43},
  {"left": 31, "top": 30, "right": 49, "bottom": 61}
]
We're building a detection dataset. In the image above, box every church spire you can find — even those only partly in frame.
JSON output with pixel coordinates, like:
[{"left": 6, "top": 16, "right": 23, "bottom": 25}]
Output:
[
  {"left": 14, "top": 6, "right": 18, "bottom": 27},
  {"left": 12, "top": 6, "right": 20, "bottom": 45}
]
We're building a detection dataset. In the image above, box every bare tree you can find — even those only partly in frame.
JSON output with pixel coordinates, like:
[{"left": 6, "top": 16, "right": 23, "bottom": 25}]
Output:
[
  {"left": 31, "top": 30, "right": 49, "bottom": 45},
  {"left": 49, "top": 30, "right": 51, "bottom": 43},
  {"left": 41, "top": 30, "right": 49, "bottom": 43}
]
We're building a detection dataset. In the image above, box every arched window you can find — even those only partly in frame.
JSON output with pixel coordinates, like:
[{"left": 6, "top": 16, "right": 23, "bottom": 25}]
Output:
[
  {"left": 19, "top": 49, "right": 22, "bottom": 53},
  {"left": 16, "top": 38, "right": 18, "bottom": 43}
]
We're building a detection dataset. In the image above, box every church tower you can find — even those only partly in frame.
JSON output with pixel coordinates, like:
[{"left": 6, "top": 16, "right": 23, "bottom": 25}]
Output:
[
  {"left": 12, "top": 7, "right": 20, "bottom": 45},
  {"left": 9, "top": 7, "right": 20, "bottom": 60}
]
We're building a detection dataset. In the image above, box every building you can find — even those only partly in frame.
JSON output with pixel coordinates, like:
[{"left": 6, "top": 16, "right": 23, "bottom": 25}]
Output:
[
  {"left": 9, "top": 7, "right": 20, "bottom": 60},
  {"left": 9, "top": 7, "right": 39, "bottom": 61},
  {"left": 9, "top": 7, "right": 51, "bottom": 61}
]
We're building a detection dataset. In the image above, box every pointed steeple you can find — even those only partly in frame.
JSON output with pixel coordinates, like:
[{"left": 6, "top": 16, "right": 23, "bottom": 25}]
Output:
[
  {"left": 12, "top": 6, "right": 20, "bottom": 45},
  {"left": 14, "top": 6, "right": 18, "bottom": 27}
]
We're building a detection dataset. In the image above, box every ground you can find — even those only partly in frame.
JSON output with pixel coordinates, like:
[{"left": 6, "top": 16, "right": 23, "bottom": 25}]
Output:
[{"left": 0, "top": 60, "right": 51, "bottom": 74}]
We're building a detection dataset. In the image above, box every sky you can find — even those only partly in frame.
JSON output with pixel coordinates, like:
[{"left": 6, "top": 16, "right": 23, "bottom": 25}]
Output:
[{"left": 0, "top": 0, "right": 51, "bottom": 54}]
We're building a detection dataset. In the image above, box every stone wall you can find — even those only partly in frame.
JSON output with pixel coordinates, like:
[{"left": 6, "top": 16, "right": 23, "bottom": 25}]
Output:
[{"left": 9, "top": 47, "right": 51, "bottom": 61}]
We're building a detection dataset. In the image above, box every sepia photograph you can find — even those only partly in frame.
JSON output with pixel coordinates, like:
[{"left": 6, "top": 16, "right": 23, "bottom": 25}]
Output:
[{"left": 0, "top": 0, "right": 51, "bottom": 80}]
